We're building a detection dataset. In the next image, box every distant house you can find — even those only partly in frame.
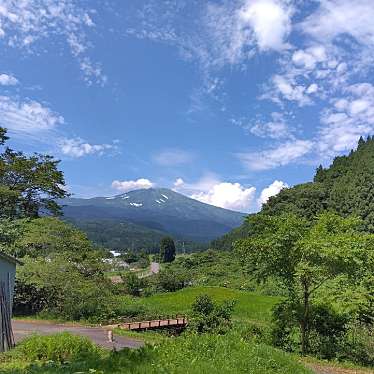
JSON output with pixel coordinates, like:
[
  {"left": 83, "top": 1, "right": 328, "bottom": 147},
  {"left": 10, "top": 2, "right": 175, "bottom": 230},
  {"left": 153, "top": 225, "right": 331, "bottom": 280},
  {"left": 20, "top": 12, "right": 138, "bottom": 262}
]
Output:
[{"left": 0, "top": 251, "right": 21, "bottom": 351}]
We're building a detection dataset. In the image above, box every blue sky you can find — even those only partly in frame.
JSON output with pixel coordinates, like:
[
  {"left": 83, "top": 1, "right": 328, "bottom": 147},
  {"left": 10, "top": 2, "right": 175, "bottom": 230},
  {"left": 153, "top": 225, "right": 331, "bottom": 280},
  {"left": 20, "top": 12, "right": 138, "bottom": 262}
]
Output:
[{"left": 1, "top": 0, "right": 374, "bottom": 212}]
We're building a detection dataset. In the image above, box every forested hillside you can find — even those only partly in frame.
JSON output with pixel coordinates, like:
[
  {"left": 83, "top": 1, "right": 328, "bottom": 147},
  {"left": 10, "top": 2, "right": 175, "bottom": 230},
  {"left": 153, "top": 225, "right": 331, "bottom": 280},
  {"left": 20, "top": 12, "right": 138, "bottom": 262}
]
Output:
[{"left": 213, "top": 136, "right": 374, "bottom": 249}]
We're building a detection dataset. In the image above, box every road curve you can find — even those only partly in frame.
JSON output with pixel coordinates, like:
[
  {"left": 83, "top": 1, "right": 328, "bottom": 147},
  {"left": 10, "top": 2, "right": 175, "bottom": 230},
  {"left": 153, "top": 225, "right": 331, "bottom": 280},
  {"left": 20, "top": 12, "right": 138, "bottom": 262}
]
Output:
[{"left": 12, "top": 320, "right": 144, "bottom": 350}]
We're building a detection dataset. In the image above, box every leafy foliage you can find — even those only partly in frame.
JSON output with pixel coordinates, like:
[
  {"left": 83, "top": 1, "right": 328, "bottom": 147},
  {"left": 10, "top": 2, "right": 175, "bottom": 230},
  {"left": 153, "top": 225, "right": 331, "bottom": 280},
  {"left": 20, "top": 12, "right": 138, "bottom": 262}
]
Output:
[
  {"left": 152, "top": 268, "right": 187, "bottom": 292},
  {"left": 235, "top": 212, "right": 374, "bottom": 355},
  {"left": 189, "top": 294, "right": 236, "bottom": 334},
  {"left": 121, "top": 272, "right": 147, "bottom": 297},
  {"left": 0, "top": 128, "right": 68, "bottom": 218},
  {"left": 9, "top": 333, "right": 100, "bottom": 363},
  {"left": 15, "top": 255, "right": 113, "bottom": 321}
]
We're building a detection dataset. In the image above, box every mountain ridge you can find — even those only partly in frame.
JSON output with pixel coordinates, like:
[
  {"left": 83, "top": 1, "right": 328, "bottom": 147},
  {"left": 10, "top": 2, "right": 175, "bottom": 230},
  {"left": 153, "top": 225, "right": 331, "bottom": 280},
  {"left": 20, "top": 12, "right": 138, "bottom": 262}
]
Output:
[{"left": 62, "top": 188, "right": 246, "bottom": 251}]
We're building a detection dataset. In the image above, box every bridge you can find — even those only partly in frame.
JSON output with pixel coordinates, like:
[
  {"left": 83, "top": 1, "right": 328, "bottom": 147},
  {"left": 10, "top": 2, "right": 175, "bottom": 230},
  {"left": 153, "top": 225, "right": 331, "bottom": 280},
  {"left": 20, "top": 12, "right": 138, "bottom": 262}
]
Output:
[{"left": 107, "top": 316, "right": 188, "bottom": 331}]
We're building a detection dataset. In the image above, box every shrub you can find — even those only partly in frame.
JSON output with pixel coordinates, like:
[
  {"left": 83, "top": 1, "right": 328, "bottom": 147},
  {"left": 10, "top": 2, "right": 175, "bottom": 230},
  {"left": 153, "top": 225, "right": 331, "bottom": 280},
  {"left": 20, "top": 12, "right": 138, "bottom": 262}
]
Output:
[
  {"left": 307, "top": 304, "right": 348, "bottom": 359},
  {"left": 272, "top": 301, "right": 348, "bottom": 359},
  {"left": 153, "top": 269, "right": 187, "bottom": 292},
  {"left": 241, "top": 323, "right": 272, "bottom": 345},
  {"left": 14, "top": 256, "right": 115, "bottom": 322},
  {"left": 11, "top": 333, "right": 101, "bottom": 363},
  {"left": 189, "top": 294, "right": 236, "bottom": 334},
  {"left": 340, "top": 323, "right": 374, "bottom": 366},
  {"left": 122, "top": 272, "right": 147, "bottom": 296}
]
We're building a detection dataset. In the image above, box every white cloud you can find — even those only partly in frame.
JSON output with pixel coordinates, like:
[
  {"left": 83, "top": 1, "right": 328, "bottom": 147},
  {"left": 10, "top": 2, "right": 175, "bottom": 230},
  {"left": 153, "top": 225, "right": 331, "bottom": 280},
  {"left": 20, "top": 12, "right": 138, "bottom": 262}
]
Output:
[
  {"left": 250, "top": 112, "right": 292, "bottom": 139},
  {"left": 111, "top": 178, "right": 155, "bottom": 193},
  {"left": 0, "top": 0, "right": 105, "bottom": 85},
  {"left": 153, "top": 149, "right": 195, "bottom": 166},
  {"left": 258, "top": 180, "right": 288, "bottom": 206},
  {"left": 0, "top": 73, "right": 18, "bottom": 86},
  {"left": 59, "top": 138, "right": 115, "bottom": 158},
  {"left": 317, "top": 82, "right": 374, "bottom": 156},
  {"left": 240, "top": 0, "right": 292, "bottom": 51},
  {"left": 301, "top": 0, "right": 374, "bottom": 48},
  {"left": 131, "top": 0, "right": 293, "bottom": 72},
  {"left": 291, "top": 45, "right": 327, "bottom": 70},
  {"left": 0, "top": 95, "right": 64, "bottom": 139},
  {"left": 191, "top": 182, "right": 256, "bottom": 212},
  {"left": 270, "top": 74, "right": 312, "bottom": 106},
  {"left": 173, "top": 175, "right": 255, "bottom": 212},
  {"left": 238, "top": 139, "right": 314, "bottom": 171},
  {"left": 173, "top": 178, "right": 185, "bottom": 189}
]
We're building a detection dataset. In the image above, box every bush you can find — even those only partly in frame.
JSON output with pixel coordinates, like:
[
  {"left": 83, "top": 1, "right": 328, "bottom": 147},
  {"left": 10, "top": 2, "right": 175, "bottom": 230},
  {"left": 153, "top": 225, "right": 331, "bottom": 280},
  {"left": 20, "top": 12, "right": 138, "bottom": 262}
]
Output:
[
  {"left": 11, "top": 333, "right": 101, "bottom": 363},
  {"left": 14, "top": 256, "right": 116, "bottom": 322},
  {"left": 272, "top": 301, "right": 348, "bottom": 359},
  {"left": 307, "top": 304, "right": 348, "bottom": 359},
  {"left": 340, "top": 323, "right": 374, "bottom": 366},
  {"left": 241, "top": 323, "right": 272, "bottom": 345},
  {"left": 153, "top": 269, "right": 187, "bottom": 292},
  {"left": 122, "top": 272, "right": 147, "bottom": 296},
  {"left": 188, "top": 294, "right": 236, "bottom": 334}
]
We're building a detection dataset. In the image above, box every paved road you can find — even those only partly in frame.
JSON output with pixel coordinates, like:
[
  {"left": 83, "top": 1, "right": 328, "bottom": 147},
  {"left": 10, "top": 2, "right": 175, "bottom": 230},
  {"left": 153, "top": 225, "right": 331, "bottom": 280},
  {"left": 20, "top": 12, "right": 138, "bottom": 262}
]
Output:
[{"left": 12, "top": 320, "right": 144, "bottom": 350}]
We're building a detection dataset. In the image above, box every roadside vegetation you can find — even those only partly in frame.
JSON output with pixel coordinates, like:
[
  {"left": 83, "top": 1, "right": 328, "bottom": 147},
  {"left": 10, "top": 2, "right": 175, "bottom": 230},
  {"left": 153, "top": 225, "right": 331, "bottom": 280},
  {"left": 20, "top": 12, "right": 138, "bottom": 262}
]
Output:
[{"left": 0, "top": 332, "right": 312, "bottom": 374}]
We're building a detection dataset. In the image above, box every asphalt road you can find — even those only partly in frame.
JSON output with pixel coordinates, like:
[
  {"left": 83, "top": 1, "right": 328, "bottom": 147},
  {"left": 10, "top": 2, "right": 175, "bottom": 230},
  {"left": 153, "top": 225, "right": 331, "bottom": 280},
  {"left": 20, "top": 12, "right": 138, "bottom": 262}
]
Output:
[{"left": 12, "top": 320, "right": 144, "bottom": 350}]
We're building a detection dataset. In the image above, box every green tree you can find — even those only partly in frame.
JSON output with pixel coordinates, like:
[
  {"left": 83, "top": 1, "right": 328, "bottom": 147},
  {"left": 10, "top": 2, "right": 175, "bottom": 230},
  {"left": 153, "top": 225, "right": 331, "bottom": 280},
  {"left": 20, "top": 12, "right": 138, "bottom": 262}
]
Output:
[
  {"left": 235, "top": 212, "right": 374, "bottom": 355},
  {"left": 0, "top": 127, "right": 68, "bottom": 218},
  {"left": 15, "top": 255, "right": 113, "bottom": 320},
  {"left": 153, "top": 268, "right": 187, "bottom": 292},
  {"left": 160, "top": 236, "right": 176, "bottom": 263}
]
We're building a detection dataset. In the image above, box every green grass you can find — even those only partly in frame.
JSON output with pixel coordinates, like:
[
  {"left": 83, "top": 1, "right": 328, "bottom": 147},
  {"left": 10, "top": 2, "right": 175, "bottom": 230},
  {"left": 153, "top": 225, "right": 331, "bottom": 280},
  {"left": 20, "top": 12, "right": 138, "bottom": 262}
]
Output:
[
  {"left": 0, "top": 332, "right": 312, "bottom": 374},
  {"left": 125, "top": 286, "right": 280, "bottom": 325}
]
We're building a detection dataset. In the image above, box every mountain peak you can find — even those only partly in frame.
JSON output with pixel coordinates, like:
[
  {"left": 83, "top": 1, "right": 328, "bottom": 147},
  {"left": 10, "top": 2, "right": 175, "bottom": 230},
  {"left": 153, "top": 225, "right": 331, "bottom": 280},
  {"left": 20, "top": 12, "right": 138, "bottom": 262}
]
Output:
[{"left": 62, "top": 187, "right": 246, "bottom": 247}]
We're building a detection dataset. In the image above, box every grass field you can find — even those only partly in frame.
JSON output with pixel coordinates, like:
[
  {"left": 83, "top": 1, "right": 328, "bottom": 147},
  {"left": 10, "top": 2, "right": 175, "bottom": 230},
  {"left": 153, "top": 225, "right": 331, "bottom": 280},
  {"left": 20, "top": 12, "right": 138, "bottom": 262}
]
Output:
[{"left": 123, "top": 286, "right": 281, "bottom": 325}]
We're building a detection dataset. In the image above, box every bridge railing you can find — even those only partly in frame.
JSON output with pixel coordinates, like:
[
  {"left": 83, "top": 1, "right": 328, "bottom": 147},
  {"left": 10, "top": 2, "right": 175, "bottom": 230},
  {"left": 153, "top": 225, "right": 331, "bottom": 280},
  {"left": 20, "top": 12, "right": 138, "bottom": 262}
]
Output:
[{"left": 106, "top": 315, "right": 188, "bottom": 331}]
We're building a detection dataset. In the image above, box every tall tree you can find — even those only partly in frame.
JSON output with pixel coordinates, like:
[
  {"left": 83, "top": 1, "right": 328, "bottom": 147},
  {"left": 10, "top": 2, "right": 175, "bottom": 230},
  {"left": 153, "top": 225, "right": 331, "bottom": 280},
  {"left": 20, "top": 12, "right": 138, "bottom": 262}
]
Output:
[
  {"left": 235, "top": 212, "right": 374, "bottom": 355},
  {"left": 160, "top": 236, "right": 176, "bottom": 263},
  {"left": 0, "top": 127, "right": 68, "bottom": 218}
]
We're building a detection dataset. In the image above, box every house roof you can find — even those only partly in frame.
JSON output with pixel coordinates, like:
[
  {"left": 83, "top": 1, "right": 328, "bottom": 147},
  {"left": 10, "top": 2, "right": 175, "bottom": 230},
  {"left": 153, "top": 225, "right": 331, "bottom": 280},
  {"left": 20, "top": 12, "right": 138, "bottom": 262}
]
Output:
[{"left": 0, "top": 251, "right": 22, "bottom": 265}]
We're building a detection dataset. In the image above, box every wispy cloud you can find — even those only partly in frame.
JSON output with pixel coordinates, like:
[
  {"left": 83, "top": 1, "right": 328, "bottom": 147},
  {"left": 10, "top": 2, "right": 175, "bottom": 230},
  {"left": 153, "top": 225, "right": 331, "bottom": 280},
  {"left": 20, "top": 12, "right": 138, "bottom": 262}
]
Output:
[
  {"left": 249, "top": 112, "right": 294, "bottom": 139},
  {"left": 317, "top": 83, "right": 374, "bottom": 156},
  {"left": 130, "top": 0, "right": 293, "bottom": 71},
  {"left": 238, "top": 139, "right": 314, "bottom": 171},
  {"left": 0, "top": 95, "right": 64, "bottom": 141},
  {"left": 0, "top": 0, "right": 106, "bottom": 85},
  {"left": 59, "top": 137, "right": 117, "bottom": 158}
]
